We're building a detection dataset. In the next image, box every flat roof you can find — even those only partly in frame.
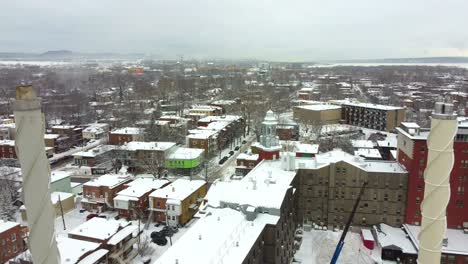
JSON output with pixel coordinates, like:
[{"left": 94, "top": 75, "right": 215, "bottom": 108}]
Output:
[
  {"left": 0, "top": 220, "right": 19, "bottom": 233},
  {"left": 404, "top": 224, "right": 468, "bottom": 256},
  {"left": 50, "top": 171, "right": 72, "bottom": 183},
  {"left": 295, "top": 104, "right": 342, "bottom": 111},
  {"left": 57, "top": 237, "right": 100, "bottom": 264},
  {"left": 110, "top": 127, "right": 143, "bottom": 135},
  {"left": 0, "top": 140, "right": 15, "bottom": 146},
  {"left": 373, "top": 224, "right": 417, "bottom": 254},
  {"left": 351, "top": 140, "right": 375, "bottom": 149},
  {"left": 83, "top": 174, "right": 132, "bottom": 189},
  {"left": 296, "top": 149, "right": 406, "bottom": 174},
  {"left": 150, "top": 179, "right": 205, "bottom": 201},
  {"left": 116, "top": 178, "right": 169, "bottom": 199},
  {"left": 355, "top": 148, "right": 382, "bottom": 159},
  {"left": 154, "top": 208, "right": 279, "bottom": 264},
  {"left": 77, "top": 249, "right": 109, "bottom": 264},
  {"left": 122, "top": 141, "right": 176, "bottom": 152},
  {"left": 68, "top": 217, "right": 130, "bottom": 241},
  {"left": 73, "top": 145, "right": 117, "bottom": 158},
  {"left": 167, "top": 147, "right": 204, "bottom": 160},
  {"left": 206, "top": 158, "right": 296, "bottom": 209},
  {"left": 330, "top": 99, "right": 405, "bottom": 111}
]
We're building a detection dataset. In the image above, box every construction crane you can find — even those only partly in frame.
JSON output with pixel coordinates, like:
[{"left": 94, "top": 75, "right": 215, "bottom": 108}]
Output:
[{"left": 330, "top": 181, "right": 368, "bottom": 264}]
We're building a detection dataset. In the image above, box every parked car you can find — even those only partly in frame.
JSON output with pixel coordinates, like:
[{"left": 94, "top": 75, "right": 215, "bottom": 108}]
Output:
[
  {"left": 229, "top": 151, "right": 234, "bottom": 156},
  {"left": 234, "top": 146, "right": 240, "bottom": 151},
  {"left": 219, "top": 156, "right": 228, "bottom": 164},
  {"left": 242, "top": 140, "right": 247, "bottom": 144},
  {"left": 86, "top": 214, "right": 98, "bottom": 221},
  {"left": 152, "top": 234, "right": 167, "bottom": 246}
]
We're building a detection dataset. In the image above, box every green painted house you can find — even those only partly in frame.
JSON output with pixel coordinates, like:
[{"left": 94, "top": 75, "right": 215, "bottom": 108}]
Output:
[{"left": 165, "top": 147, "right": 204, "bottom": 175}]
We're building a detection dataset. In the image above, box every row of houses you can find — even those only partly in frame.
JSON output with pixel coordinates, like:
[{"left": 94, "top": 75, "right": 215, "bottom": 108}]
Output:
[{"left": 81, "top": 174, "right": 207, "bottom": 226}]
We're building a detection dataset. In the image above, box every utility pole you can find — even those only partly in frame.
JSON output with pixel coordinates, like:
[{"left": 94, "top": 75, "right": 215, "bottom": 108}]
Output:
[{"left": 58, "top": 194, "right": 66, "bottom": 230}]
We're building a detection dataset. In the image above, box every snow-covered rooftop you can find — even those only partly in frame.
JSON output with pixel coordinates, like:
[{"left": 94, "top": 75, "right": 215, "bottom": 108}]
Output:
[
  {"left": 77, "top": 249, "right": 109, "bottom": 264},
  {"left": 167, "top": 147, "right": 204, "bottom": 160},
  {"left": 404, "top": 224, "right": 468, "bottom": 256},
  {"left": 73, "top": 145, "right": 117, "bottom": 158},
  {"left": 57, "top": 237, "right": 100, "bottom": 264},
  {"left": 0, "top": 220, "right": 19, "bottom": 233},
  {"left": 50, "top": 171, "right": 72, "bottom": 182},
  {"left": 198, "top": 115, "right": 242, "bottom": 123},
  {"left": 351, "top": 140, "right": 375, "bottom": 149},
  {"left": 154, "top": 208, "right": 279, "bottom": 264},
  {"left": 107, "top": 225, "right": 138, "bottom": 245},
  {"left": 330, "top": 99, "right": 404, "bottom": 111},
  {"left": 296, "top": 149, "right": 406, "bottom": 174},
  {"left": 122, "top": 141, "right": 176, "bottom": 152},
  {"left": 237, "top": 153, "right": 259, "bottom": 161},
  {"left": 355, "top": 148, "right": 382, "bottom": 159},
  {"left": 110, "top": 127, "right": 143, "bottom": 135},
  {"left": 149, "top": 179, "right": 205, "bottom": 201},
  {"left": 205, "top": 158, "right": 296, "bottom": 209},
  {"left": 0, "top": 139, "right": 15, "bottom": 146},
  {"left": 44, "top": 133, "right": 61, "bottom": 139},
  {"left": 295, "top": 143, "right": 319, "bottom": 154},
  {"left": 50, "top": 192, "right": 74, "bottom": 204},
  {"left": 83, "top": 174, "right": 132, "bottom": 189},
  {"left": 296, "top": 104, "right": 342, "bottom": 111},
  {"left": 373, "top": 224, "right": 417, "bottom": 255},
  {"left": 116, "top": 178, "right": 169, "bottom": 200},
  {"left": 68, "top": 217, "right": 130, "bottom": 241}
]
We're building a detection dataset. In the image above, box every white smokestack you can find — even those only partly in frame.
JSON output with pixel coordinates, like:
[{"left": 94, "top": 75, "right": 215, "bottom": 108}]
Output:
[
  {"left": 418, "top": 96, "right": 457, "bottom": 264},
  {"left": 13, "top": 85, "right": 60, "bottom": 264}
]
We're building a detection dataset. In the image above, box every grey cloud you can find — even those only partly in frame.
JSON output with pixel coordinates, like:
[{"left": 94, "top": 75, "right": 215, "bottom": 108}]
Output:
[{"left": 1, "top": 0, "right": 467, "bottom": 60}]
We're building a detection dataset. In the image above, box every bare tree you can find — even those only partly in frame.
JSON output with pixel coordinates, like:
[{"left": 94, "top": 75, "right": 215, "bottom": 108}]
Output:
[{"left": 0, "top": 167, "right": 21, "bottom": 221}]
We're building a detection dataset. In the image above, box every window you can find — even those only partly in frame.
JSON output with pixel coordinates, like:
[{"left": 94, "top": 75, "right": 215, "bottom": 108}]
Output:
[
  {"left": 13, "top": 244, "right": 17, "bottom": 253},
  {"left": 11, "top": 233, "right": 16, "bottom": 241},
  {"left": 456, "top": 200, "right": 464, "bottom": 208},
  {"left": 418, "top": 170, "right": 424, "bottom": 179},
  {"left": 416, "top": 197, "right": 421, "bottom": 204},
  {"left": 458, "top": 186, "right": 465, "bottom": 195},
  {"left": 461, "top": 160, "right": 468, "bottom": 168}
]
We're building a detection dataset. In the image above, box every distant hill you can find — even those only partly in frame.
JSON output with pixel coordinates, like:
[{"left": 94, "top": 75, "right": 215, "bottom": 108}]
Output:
[
  {"left": 39, "top": 50, "right": 74, "bottom": 58},
  {"left": 329, "top": 57, "right": 468, "bottom": 64},
  {"left": 0, "top": 50, "right": 145, "bottom": 60}
]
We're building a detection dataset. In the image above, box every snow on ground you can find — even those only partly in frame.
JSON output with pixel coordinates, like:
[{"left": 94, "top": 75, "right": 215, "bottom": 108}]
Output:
[
  {"left": 131, "top": 218, "right": 197, "bottom": 263},
  {"left": 295, "top": 229, "right": 394, "bottom": 264}
]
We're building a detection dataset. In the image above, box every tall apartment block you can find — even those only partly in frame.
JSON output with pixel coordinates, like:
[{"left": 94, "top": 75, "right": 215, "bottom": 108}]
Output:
[{"left": 331, "top": 100, "right": 406, "bottom": 131}]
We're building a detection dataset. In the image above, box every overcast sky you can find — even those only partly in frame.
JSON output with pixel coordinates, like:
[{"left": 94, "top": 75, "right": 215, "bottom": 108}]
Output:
[{"left": 2, "top": 0, "right": 468, "bottom": 61}]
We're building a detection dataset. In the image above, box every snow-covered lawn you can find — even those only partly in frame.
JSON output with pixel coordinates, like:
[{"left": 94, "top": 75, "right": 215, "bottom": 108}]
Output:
[{"left": 294, "top": 229, "right": 395, "bottom": 264}]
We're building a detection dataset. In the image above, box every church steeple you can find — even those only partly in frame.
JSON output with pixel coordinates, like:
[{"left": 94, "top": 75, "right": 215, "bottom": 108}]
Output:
[
  {"left": 251, "top": 110, "right": 281, "bottom": 160},
  {"left": 260, "top": 110, "right": 280, "bottom": 148}
]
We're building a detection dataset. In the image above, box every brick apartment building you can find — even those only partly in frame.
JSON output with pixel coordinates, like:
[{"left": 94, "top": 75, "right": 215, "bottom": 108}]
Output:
[
  {"left": 330, "top": 100, "right": 406, "bottom": 132},
  {"left": 108, "top": 127, "right": 145, "bottom": 145},
  {"left": 156, "top": 158, "right": 299, "bottom": 264},
  {"left": 0, "top": 140, "right": 16, "bottom": 159},
  {"left": 113, "top": 178, "right": 170, "bottom": 219},
  {"left": 0, "top": 221, "right": 24, "bottom": 264},
  {"left": 81, "top": 174, "right": 132, "bottom": 211},
  {"left": 149, "top": 179, "right": 207, "bottom": 225},
  {"left": 51, "top": 125, "right": 84, "bottom": 146},
  {"left": 68, "top": 217, "right": 138, "bottom": 262},
  {"left": 296, "top": 149, "right": 408, "bottom": 227},
  {"left": 397, "top": 121, "right": 468, "bottom": 228},
  {"left": 119, "top": 141, "right": 176, "bottom": 173}
]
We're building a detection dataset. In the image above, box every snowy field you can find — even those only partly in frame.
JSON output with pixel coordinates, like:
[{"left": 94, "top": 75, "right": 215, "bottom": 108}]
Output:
[{"left": 294, "top": 229, "right": 396, "bottom": 264}]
